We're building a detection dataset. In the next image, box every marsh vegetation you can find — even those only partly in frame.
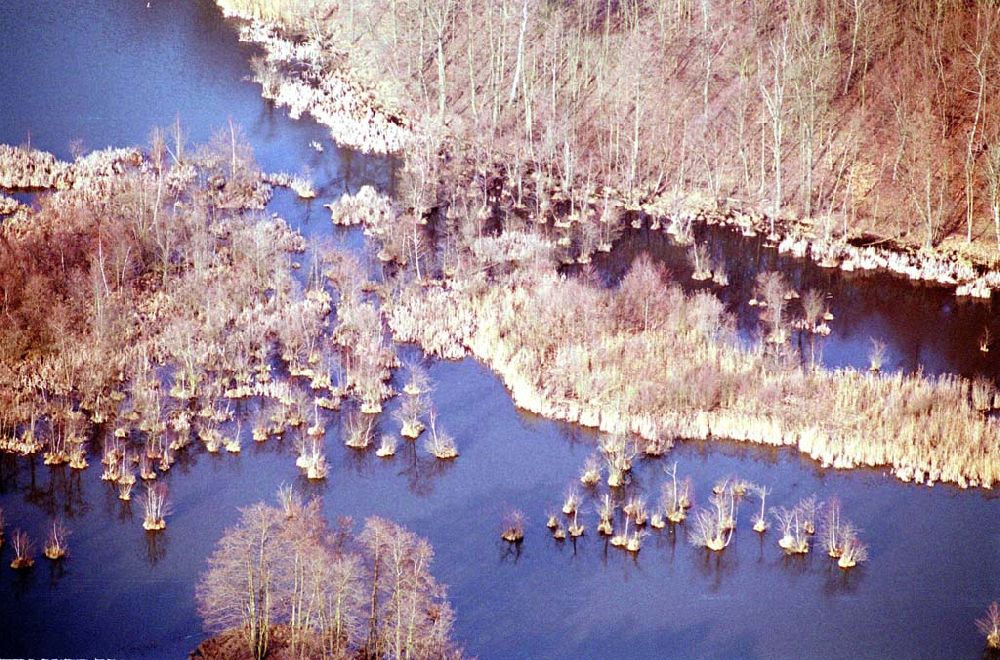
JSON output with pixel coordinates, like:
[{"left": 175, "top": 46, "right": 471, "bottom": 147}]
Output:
[{"left": 1, "top": 0, "right": 998, "bottom": 656}]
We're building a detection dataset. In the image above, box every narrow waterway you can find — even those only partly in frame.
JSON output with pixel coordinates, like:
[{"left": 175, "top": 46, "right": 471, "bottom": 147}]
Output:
[{"left": 0, "top": 2, "right": 997, "bottom": 658}]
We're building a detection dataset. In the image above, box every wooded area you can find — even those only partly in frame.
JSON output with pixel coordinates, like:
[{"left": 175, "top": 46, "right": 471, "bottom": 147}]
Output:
[{"left": 223, "top": 0, "right": 1000, "bottom": 264}]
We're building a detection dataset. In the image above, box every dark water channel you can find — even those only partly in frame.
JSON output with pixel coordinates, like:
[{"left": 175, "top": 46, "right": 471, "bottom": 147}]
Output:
[
  {"left": 1, "top": 2, "right": 998, "bottom": 658},
  {"left": 590, "top": 226, "right": 1000, "bottom": 380}
]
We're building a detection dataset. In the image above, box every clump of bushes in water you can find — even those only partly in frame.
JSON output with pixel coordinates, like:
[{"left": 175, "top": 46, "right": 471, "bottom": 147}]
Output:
[
  {"left": 10, "top": 529, "right": 34, "bottom": 569},
  {"left": 43, "top": 519, "right": 69, "bottom": 560},
  {"left": 195, "top": 489, "right": 460, "bottom": 659},
  {"left": 689, "top": 481, "right": 738, "bottom": 552},
  {"left": 141, "top": 483, "right": 170, "bottom": 531},
  {"left": 501, "top": 510, "right": 525, "bottom": 543},
  {"left": 978, "top": 602, "right": 1000, "bottom": 650},
  {"left": 387, "top": 253, "right": 1000, "bottom": 488}
]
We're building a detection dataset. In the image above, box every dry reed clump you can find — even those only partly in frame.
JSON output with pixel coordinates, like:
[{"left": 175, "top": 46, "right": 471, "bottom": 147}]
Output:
[
  {"left": 375, "top": 434, "right": 397, "bottom": 457},
  {"left": 579, "top": 454, "right": 602, "bottom": 487},
  {"left": 386, "top": 256, "right": 1000, "bottom": 489},
  {"left": 561, "top": 486, "right": 580, "bottom": 516}
]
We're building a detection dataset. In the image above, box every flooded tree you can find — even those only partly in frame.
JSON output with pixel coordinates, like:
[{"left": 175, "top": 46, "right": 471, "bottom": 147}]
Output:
[
  {"left": 141, "top": 483, "right": 170, "bottom": 531},
  {"left": 601, "top": 434, "right": 635, "bottom": 489},
  {"left": 424, "top": 411, "right": 458, "bottom": 459},
  {"left": 752, "top": 485, "right": 771, "bottom": 533},
  {"left": 10, "top": 529, "right": 34, "bottom": 570},
  {"left": 772, "top": 498, "right": 817, "bottom": 555},
  {"left": 836, "top": 524, "right": 868, "bottom": 569},
  {"left": 394, "top": 391, "right": 429, "bottom": 439},
  {"left": 662, "top": 463, "right": 693, "bottom": 524},
  {"left": 359, "top": 516, "right": 457, "bottom": 659},
  {"left": 755, "top": 271, "right": 792, "bottom": 344},
  {"left": 689, "top": 486, "right": 736, "bottom": 552},
  {"left": 43, "top": 519, "right": 69, "bottom": 560}
]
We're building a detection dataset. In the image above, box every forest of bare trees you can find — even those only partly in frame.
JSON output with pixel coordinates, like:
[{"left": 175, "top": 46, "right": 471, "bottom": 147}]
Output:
[{"left": 195, "top": 490, "right": 459, "bottom": 659}]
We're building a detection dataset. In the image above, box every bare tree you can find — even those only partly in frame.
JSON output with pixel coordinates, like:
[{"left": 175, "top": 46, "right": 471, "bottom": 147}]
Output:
[
  {"left": 963, "top": 8, "right": 994, "bottom": 242},
  {"left": 10, "top": 529, "right": 34, "bottom": 569},
  {"left": 759, "top": 23, "right": 790, "bottom": 231},
  {"left": 197, "top": 503, "right": 284, "bottom": 660},
  {"left": 986, "top": 142, "right": 1000, "bottom": 248}
]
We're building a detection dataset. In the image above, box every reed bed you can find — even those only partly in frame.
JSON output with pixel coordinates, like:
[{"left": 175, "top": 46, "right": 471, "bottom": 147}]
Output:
[{"left": 388, "top": 260, "right": 999, "bottom": 488}]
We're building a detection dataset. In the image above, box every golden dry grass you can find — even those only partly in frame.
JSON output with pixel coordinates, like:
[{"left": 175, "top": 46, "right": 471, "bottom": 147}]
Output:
[{"left": 387, "top": 262, "right": 999, "bottom": 488}]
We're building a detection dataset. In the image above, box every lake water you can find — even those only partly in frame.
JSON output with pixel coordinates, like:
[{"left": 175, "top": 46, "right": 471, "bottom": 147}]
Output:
[{"left": 1, "top": 1, "right": 997, "bottom": 658}]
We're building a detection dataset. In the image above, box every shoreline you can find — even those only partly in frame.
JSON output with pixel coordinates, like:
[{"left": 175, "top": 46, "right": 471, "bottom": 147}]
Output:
[{"left": 217, "top": 5, "right": 410, "bottom": 155}]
